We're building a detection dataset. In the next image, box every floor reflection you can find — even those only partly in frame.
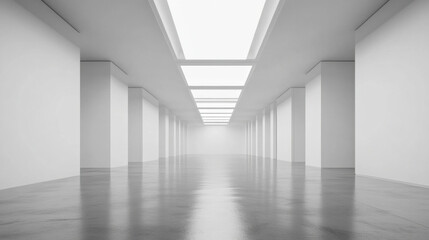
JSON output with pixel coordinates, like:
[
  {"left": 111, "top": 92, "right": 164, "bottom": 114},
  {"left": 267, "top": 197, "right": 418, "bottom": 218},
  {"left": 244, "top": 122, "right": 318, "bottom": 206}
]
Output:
[
  {"left": 1, "top": 155, "right": 429, "bottom": 240},
  {"left": 80, "top": 168, "right": 111, "bottom": 240},
  {"left": 186, "top": 157, "right": 247, "bottom": 240}
]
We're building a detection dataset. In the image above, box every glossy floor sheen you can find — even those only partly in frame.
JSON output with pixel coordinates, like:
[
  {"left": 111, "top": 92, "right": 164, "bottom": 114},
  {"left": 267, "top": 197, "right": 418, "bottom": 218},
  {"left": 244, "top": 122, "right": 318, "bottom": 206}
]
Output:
[{"left": 1, "top": 156, "right": 429, "bottom": 240}]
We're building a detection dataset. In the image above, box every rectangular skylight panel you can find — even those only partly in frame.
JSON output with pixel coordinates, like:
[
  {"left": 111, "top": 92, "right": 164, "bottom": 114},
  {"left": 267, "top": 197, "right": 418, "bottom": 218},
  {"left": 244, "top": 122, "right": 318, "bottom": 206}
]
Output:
[
  {"left": 167, "top": 0, "right": 266, "bottom": 59},
  {"left": 196, "top": 102, "right": 236, "bottom": 108},
  {"left": 201, "top": 113, "right": 232, "bottom": 117},
  {"left": 182, "top": 66, "right": 252, "bottom": 86},
  {"left": 203, "top": 119, "right": 230, "bottom": 122},
  {"left": 199, "top": 109, "right": 234, "bottom": 114},
  {"left": 191, "top": 89, "right": 241, "bottom": 99},
  {"left": 204, "top": 123, "right": 229, "bottom": 126},
  {"left": 202, "top": 116, "right": 231, "bottom": 119},
  {"left": 194, "top": 98, "right": 238, "bottom": 102},
  {"left": 202, "top": 117, "right": 231, "bottom": 120},
  {"left": 203, "top": 120, "right": 229, "bottom": 123}
]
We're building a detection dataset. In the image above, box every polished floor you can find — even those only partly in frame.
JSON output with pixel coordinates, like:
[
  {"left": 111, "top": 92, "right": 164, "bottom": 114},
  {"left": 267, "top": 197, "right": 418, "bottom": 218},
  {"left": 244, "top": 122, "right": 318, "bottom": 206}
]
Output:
[{"left": 1, "top": 156, "right": 429, "bottom": 240}]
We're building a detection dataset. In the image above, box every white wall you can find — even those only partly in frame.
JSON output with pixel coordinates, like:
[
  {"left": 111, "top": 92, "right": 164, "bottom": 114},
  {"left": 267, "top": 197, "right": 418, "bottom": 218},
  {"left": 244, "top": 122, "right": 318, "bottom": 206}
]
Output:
[
  {"left": 263, "top": 109, "right": 271, "bottom": 158},
  {"left": 305, "top": 62, "right": 355, "bottom": 168},
  {"left": 356, "top": 0, "right": 429, "bottom": 186},
  {"left": 277, "top": 88, "right": 305, "bottom": 163},
  {"left": 176, "top": 120, "right": 181, "bottom": 156},
  {"left": 81, "top": 62, "right": 128, "bottom": 168},
  {"left": 81, "top": 63, "right": 110, "bottom": 168},
  {"left": 277, "top": 94, "right": 293, "bottom": 162},
  {"left": 158, "top": 107, "right": 169, "bottom": 158},
  {"left": 128, "top": 89, "right": 143, "bottom": 163},
  {"left": 129, "top": 88, "right": 159, "bottom": 162},
  {"left": 110, "top": 76, "right": 128, "bottom": 167},
  {"left": 142, "top": 95, "right": 159, "bottom": 162},
  {"left": 269, "top": 104, "right": 277, "bottom": 159},
  {"left": 0, "top": 0, "right": 80, "bottom": 189},
  {"left": 292, "top": 89, "right": 306, "bottom": 162},
  {"left": 251, "top": 119, "right": 256, "bottom": 156},
  {"left": 257, "top": 115, "right": 263, "bottom": 157},
  {"left": 182, "top": 123, "right": 187, "bottom": 155},
  {"left": 305, "top": 75, "right": 322, "bottom": 167},
  {"left": 168, "top": 114, "right": 176, "bottom": 157},
  {"left": 187, "top": 125, "right": 246, "bottom": 155},
  {"left": 322, "top": 62, "right": 355, "bottom": 168}
]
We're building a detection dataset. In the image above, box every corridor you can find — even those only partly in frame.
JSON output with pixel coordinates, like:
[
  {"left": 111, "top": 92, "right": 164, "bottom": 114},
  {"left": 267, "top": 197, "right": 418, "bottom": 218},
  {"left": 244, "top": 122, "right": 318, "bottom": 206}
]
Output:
[{"left": 1, "top": 156, "right": 429, "bottom": 240}]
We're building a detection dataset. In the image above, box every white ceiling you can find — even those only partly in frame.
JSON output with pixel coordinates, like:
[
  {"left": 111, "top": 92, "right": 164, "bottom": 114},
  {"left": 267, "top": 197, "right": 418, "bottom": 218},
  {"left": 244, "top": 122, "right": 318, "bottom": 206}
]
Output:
[{"left": 41, "top": 0, "right": 387, "bottom": 123}]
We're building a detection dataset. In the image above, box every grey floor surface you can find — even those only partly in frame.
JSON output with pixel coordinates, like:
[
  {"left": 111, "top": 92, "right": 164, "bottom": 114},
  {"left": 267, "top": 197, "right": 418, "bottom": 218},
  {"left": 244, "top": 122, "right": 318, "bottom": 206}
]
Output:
[{"left": 1, "top": 155, "right": 429, "bottom": 240}]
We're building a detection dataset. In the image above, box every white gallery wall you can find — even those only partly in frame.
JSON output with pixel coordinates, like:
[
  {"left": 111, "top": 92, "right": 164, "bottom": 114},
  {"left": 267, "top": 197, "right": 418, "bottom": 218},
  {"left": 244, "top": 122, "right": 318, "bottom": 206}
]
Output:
[
  {"left": 257, "top": 115, "right": 263, "bottom": 157},
  {"left": 263, "top": 109, "right": 271, "bottom": 158},
  {"left": 142, "top": 92, "right": 159, "bottom": 162},
  {"left": 168, "top": 114, "right": 176, "bottom": 157},
  {"left": 128, "top": 88, "right": 159, "bottom": 162},
  {"left": 269, "top": 104, "right": 277, "bottom": 159},
  {"left": 159, "top": 107, "right": 169, "bottom": 158},
  {"left": 81, "top": 62, "right": 128, "bottom": 168},
  {"left": 277, "top": 88, "right": 305, "bottom": 163},
  {"left": 0, "top": 0, "right": 80, "bottom": 189},
  {"left": 306, "top": 62, "right": 355, "bottom": 168},
  {"left": 110, "top": 75, "right": 129, "bottom": 167},
  {"left": 355, "top": 0, "right": 429, "bottom": 186},
  {"left": 251, "top": 120, "right": 256, "bottom": 156},
  {"left": 187, "top": 125, "right": 246, "bottom": 155}
]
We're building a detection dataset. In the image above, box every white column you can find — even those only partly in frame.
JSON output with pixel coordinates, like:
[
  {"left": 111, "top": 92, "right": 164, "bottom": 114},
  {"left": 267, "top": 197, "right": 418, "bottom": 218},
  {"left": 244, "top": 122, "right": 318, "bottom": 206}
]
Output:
[
  {"left": 276, "top": 88, "right": 305, "bottom": 163},
  {"left": 182, "top": 123, "right": 187, "bottom": 155},
  {"left": 168, "top": 114, "right": 176, "bottom": 157},
  {"left": 158, "top": 106, "right": 170, "bottom": 159},
  {"left": 247, "top": 122, "right": 251, "bottom": 156},
  {"left": 306, "top": 62, "right": 354, "bottom": 168},
  {"left": 175, "top": 119, "right": 180, "bottom": 156},
  {"left": 251, "top": 119, "right": 256, "bottom": 156},
  {"left": 269, "top": 103, "right": 277, "bottom": 160},
  {"left": 81, "top": 61, "right": 128, "bottom": 168},
  {"left": 263, "top": 108, "right": 271, "bottom": 159},
  {"left": 257, "top": 114, "right": 263, "bottom": 157},
  {"left": 129, "top": 88, "right": 159, "bottom": 162}
]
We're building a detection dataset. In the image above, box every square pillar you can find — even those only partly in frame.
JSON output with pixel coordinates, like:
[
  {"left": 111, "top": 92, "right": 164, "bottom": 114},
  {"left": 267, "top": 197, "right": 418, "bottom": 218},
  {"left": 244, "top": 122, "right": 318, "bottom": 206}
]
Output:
[
  {"left": 159, "top": 107, "right": 169, "bottom": 159},
  {"left": 305, "top": 61, "right": 354, "bottom": 168},
  {"left": 128, "top": 88, "right": 159, "bottom": 163},
  {"left": 169, "top": 114, "right": 176, "bottom": 157},
  {"left": 269, "top": 103, "right": 277, "bottom": 160},
  {"left": 263, "top": 108, "right": 271, "bottom": 159},
  {"left": 276, "top": 88, "right": 305, "bottom": 163},
  {"left": 81, "top": 61, "right": 128, "bottom": 168}
]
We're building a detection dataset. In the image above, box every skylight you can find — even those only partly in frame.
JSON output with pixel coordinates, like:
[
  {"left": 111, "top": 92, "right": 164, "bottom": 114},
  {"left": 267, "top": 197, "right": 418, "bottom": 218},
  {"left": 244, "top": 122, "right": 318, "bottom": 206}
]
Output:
[
  {"left": 191, "top": 89, "right": 241, "bottom": 99},
  {"left": 152, "top": 0, "right": 283, "bottom": 125},
  {"left": 194, "top": 98, "right": 238, "bottom": 102},
  {"left": 201, "top": 113, "right": 232, "bottom": 117},
  {"left": 202, "top": 118, "right": 231, "bottom": 121},
  {"left": 203, "top": 120, "right": 229, "bottom": 123},
  {"left": 196, "top": 102, "right": 236, "bottom": 108},
  {"left": 204, "top": 123, "right": 228, "bottom": 126},
  {"left": 199, "top": 109, "right": 234, "bottom": 114},
  {"left": 167, "top": 0, "right": 266, "bottom": 59},
  {"left": 182, "top": 66, "right": 252, "bottom": 86}
]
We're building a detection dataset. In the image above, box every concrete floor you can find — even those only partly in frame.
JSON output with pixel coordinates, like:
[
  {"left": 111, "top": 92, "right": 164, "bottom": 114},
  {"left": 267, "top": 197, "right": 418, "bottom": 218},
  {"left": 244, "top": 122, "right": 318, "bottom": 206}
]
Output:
[{"left": 1, "top": 156, "right": 429, "bottom": 240}]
